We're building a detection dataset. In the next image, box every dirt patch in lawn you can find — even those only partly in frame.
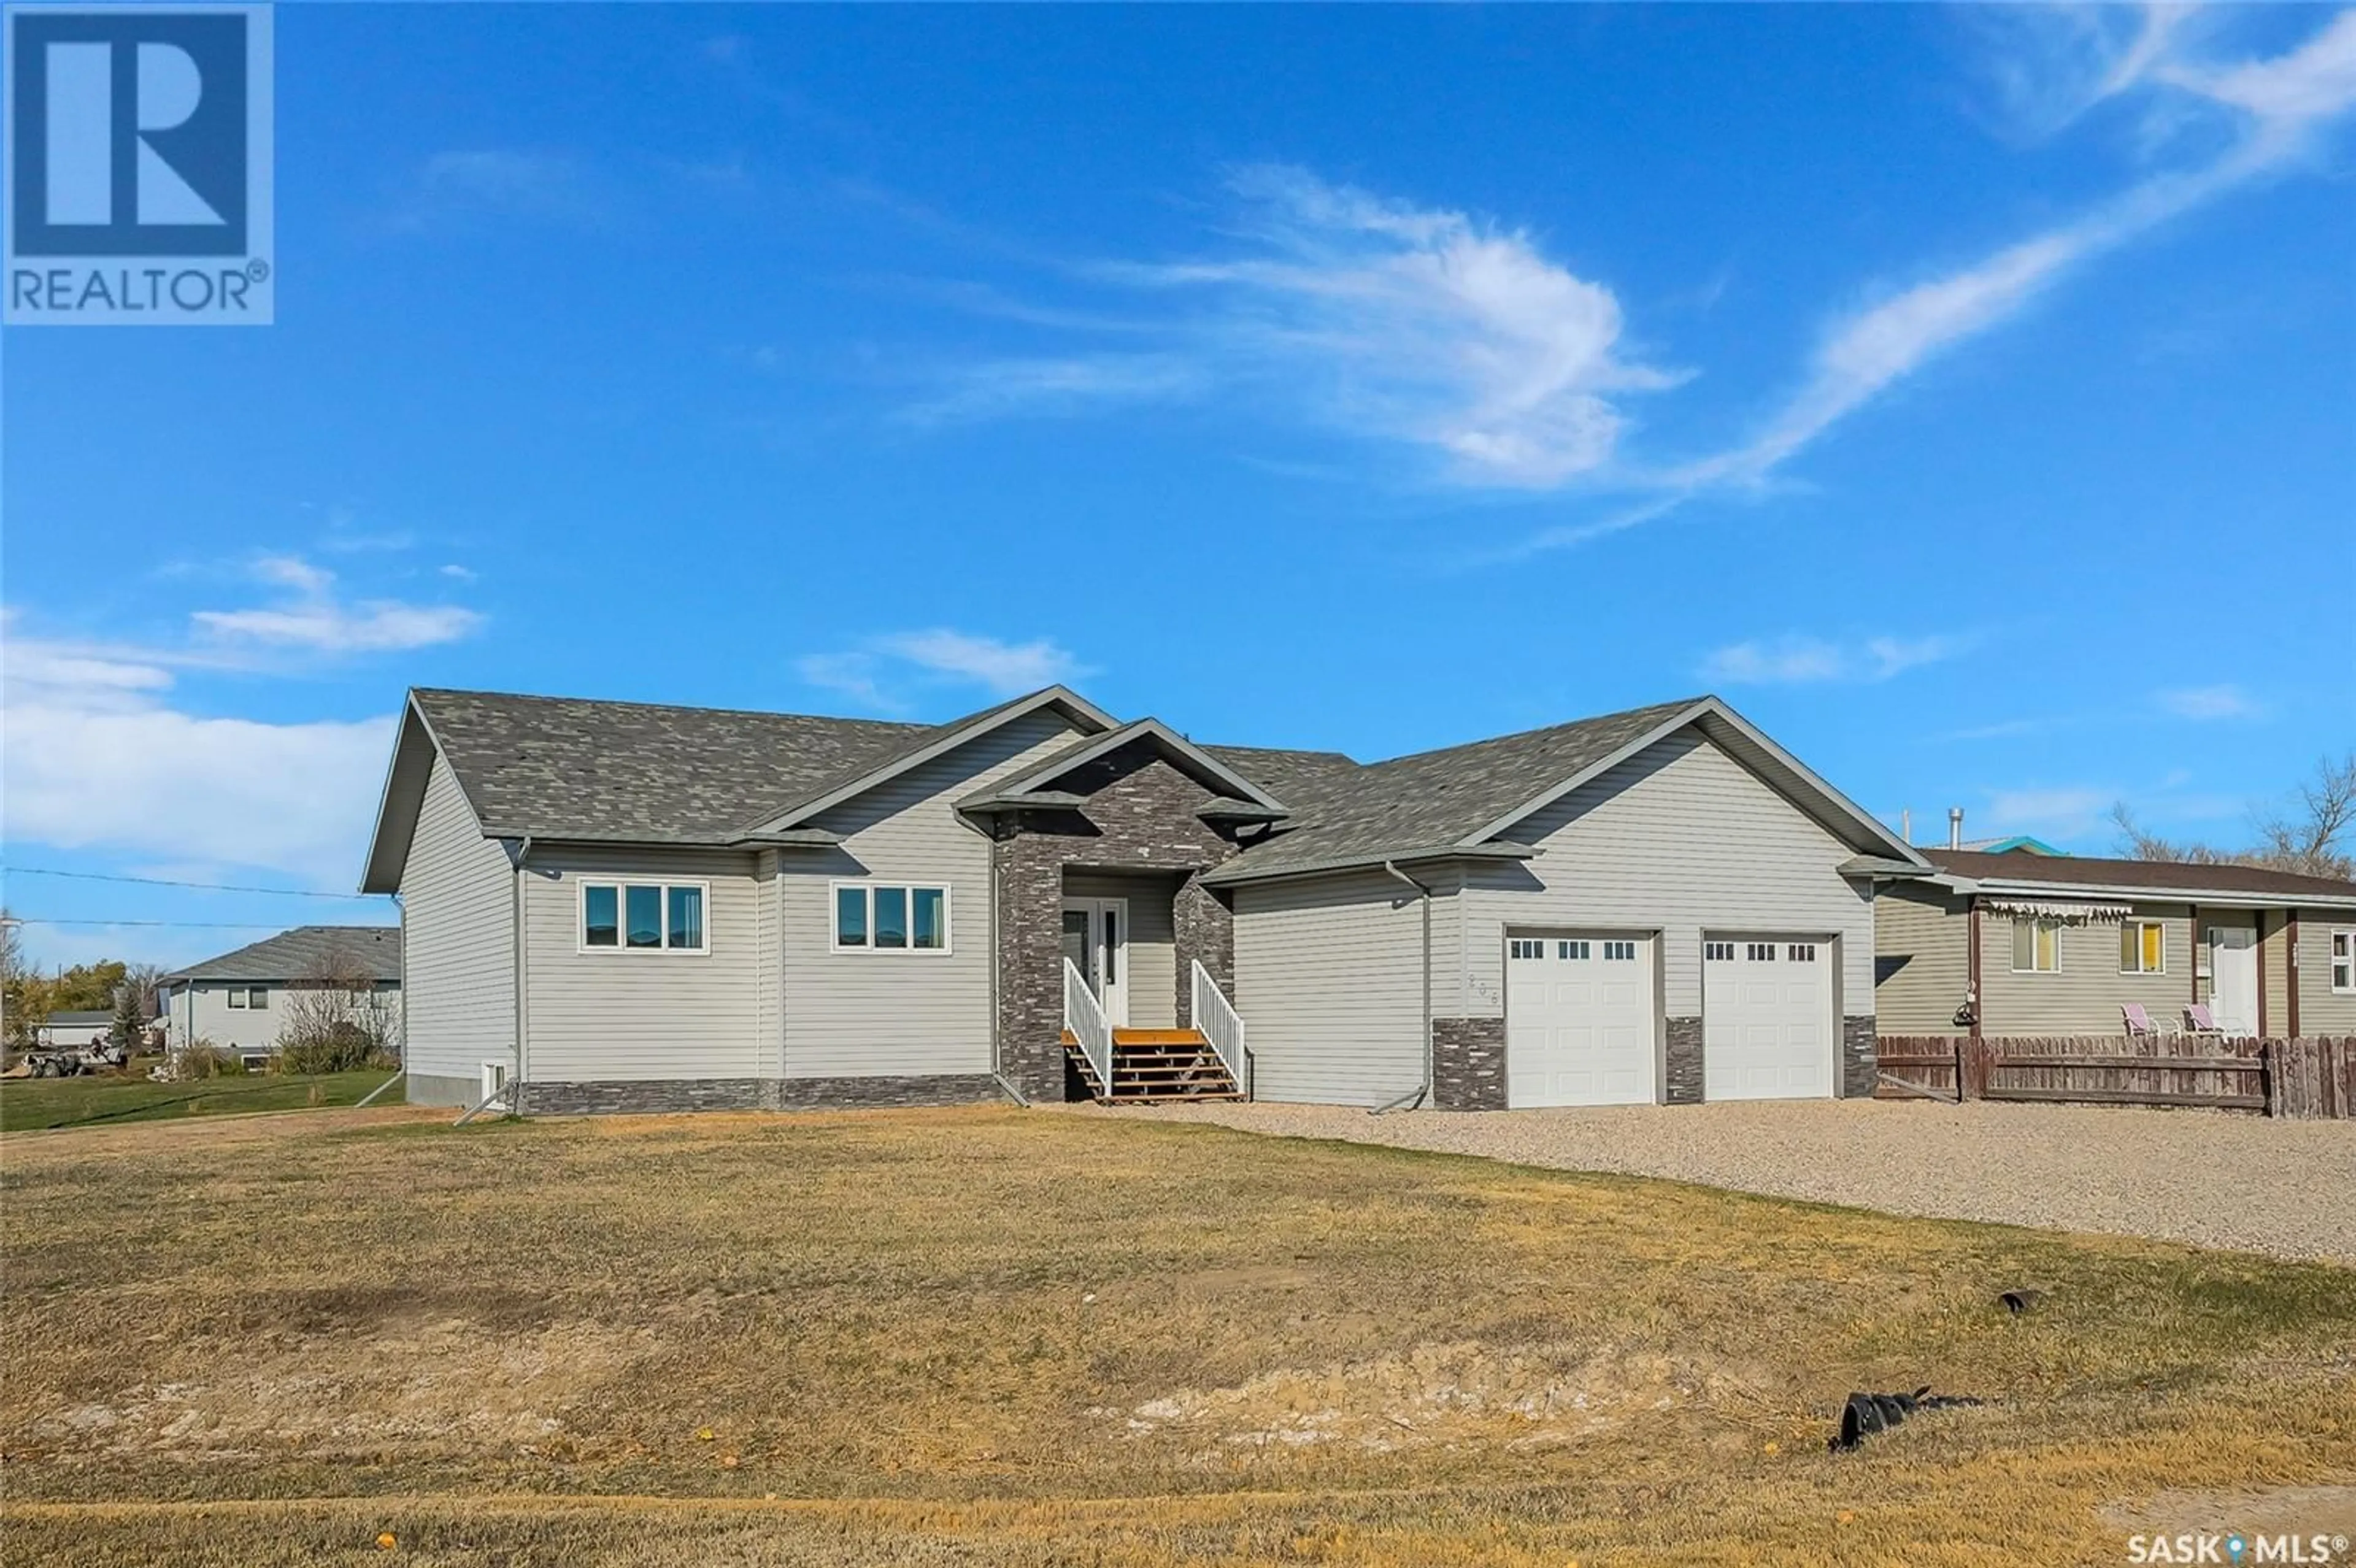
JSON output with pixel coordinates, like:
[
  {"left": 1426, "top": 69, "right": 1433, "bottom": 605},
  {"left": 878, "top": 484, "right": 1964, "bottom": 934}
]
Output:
[{"left": 1103, "top": 1338, "right": 1782, "bottom": 1457}]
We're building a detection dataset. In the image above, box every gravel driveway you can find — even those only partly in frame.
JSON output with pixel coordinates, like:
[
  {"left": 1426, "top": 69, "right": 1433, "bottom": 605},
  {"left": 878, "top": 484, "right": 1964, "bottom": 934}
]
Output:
[{"left": 1085, "top": 1099, "right": 2356, "bottom": 1264}]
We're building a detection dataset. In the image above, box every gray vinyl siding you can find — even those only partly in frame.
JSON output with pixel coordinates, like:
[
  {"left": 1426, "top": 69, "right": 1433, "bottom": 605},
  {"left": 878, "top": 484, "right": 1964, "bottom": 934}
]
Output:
[
  {"left": 1873, "top": 885, "right": 1970, "bottom": 1035},
  {"left": 1066, "top": 870, "right": 1177, "bottom": 1030},
  {"left": 166, "top": 982, "right": 402, "bottom": 1054},
  {"left": 1981, "top": 902, "right": 2199, "bottom": 1036},
  {"left": 1455, "top": 729, "right": 1873, "bottom": 1021},
  {"left": 1234, "top": 869, "right": 1426, "bottom": 1107},
  {"left": 2297, "top": 911, "right": 2356, "bottom": 1034},
  {"left": 780, "top": 709, "right": 1084, "bottom": 1078},
  {"left": 522, "top": 847, "right": 768, "bottom": 1082},
  {"left": 400, "top": 753, "right": 514, "bottom": 1082}
]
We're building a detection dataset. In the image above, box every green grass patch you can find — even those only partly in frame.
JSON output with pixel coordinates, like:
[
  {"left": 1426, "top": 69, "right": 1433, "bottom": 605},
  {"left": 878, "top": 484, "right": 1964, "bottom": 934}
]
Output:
[{"left": 0, "top": 1069, "right": 399, "bottom": 1133}]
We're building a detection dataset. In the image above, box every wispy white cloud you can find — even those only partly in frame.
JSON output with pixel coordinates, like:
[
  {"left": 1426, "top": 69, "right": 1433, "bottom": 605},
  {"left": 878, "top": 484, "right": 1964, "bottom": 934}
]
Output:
[
  {"left": 386, "top": 149, "right": 606, "bottom": 233},
  {"left": 1, "top": 620, "right": 398, "bottom": 887},
  {"left": 898, "top": 355, "right": 1208, "bottom": 426},
  {"left": 1521, "top": 7, "right": 2356, "bottom": 551},
  {"left": 1700, "top": 631, "right": 1973, "bottom": 686},
  {"left": 2155, "top": 682, "right": 2263, "bottom": 720},
  {"left": 796, "top": 628, "right": 1091, "bottom": 711},
  {"left": 917, "top": 164, "right": 1678, "bottom": 488},
  {"left": 191, "top": 555, "right": 483, "bottom": 654},
  {"left": 1982, "top": 785, "right": 2117, "bottom": 838}
]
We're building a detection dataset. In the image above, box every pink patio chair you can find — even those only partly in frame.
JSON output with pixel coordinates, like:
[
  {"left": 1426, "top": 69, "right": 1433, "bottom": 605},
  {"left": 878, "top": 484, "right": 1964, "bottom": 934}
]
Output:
[
  {"left": 2122, "top": 1002, "right": 2171, "bottom": 1039},
  {"left": 2184, "top": 1003, "right": 2225, "bottom": 1036}
]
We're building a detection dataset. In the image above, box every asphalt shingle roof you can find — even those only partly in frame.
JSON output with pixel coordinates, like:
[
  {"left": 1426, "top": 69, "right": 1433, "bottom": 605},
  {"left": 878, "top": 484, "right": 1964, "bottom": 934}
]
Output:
[
  {"left": 1212, "top": 698, "right": 1705, "bottom": 878},
  {"left": 1925, "top": 849, "right": 2356, "bottom": 901},
  {"left": 413, "top": 688, "right": 929, "bottom": 844},
  {"left": 167, "top": 926, "right": 403, "bottom": 984}
]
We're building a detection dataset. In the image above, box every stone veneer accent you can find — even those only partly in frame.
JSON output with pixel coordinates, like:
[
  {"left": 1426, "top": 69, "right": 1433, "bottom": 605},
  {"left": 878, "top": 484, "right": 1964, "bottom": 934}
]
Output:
[
  {"left": 514, "top": 1074, "right": 1005, "bottom": 1117},
  {"left": 991, "top": 743, "right": 1245, "bottom": 1102},
  {"left": 1841, "top": 1015, "right": 1877, "bottom": 1099},
  {"left": 1431, "top": 1017, "right": 1506, "bottom": 1110},
  {"left": 1663, "top": 1017, "right": 1704, "bottom": 1105}
]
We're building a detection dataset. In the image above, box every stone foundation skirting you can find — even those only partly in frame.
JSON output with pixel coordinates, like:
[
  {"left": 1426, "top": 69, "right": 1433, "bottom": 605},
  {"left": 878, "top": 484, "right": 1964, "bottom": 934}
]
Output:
[
  {"left": 1841, "top": 1015, "right": 1877, "bottom": 1099},
  {"left": 1664, "top": 1017, "right": 1704, "bottom": 1105},
  {"left": 1431, "top": 1017, "right": 1507, "bottom": 1110},
  {"left": 512, "top": 1075, "right": 1006, "bottom": 1117}
]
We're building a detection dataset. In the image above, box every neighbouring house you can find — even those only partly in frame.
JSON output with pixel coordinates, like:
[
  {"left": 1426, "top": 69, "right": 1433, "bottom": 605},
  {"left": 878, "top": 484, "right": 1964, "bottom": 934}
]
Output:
[
  {"left": 158, "top": 926, "right": 405, "bottom": 1063},
  {"left": 1874, "top": 851, "right": 2356, "bottom": 1040},
  {"left": 30, "top": 1010, "right": 121, "bottom": 1049},
  {"left": 361, "top": 685, "right": 1927, "bottom": 1114}
]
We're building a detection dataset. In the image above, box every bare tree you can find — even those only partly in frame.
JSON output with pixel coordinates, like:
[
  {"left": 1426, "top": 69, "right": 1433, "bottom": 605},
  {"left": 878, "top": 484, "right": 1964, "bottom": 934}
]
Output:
[
  {"left": 2252, "top": 752, "right": 2356, "bottom": 880},
  {"left": 2112, "top": 752, "right": 2356, "bottom": 880},
  {"left": 274, "top": 944, "right": 396, "bottom": 1074}
]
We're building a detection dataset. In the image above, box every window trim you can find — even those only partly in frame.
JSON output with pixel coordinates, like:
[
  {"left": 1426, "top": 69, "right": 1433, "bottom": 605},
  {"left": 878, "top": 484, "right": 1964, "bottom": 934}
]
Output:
[
  {"left": 829, "top": 880, "right": 953, "bottom": 957},
  {"left": 2331, "top": 929, "right": 2356, "bottom": 995},
  {"left": 576, "top": 878, "right": 713, "bottom": 956},
  {"left": 2011, "top": 917, "right": 2062, "bottom": 975},
  {"left": 2118, "top": 920, "right": 2167, "bottom": 976}
]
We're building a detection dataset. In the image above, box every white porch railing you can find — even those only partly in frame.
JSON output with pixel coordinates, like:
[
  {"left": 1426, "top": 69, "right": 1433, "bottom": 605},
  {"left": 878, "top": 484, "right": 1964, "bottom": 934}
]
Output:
[
  {"left": 1064, "top": 958, "right": 1115, "bottom": 1094},
  {"left": 1191, "top": 960, "right": 1248, "bottom": 1098}
]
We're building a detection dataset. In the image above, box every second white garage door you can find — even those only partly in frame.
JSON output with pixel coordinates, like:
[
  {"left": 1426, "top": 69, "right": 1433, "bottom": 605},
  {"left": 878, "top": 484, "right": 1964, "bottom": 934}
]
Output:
[
  {"left": 1703, "top": 937, "right": 1833, "bottom": 1100},
  {"left": 1506, "top": 934, "right": 1657, "bottom": 1107}
]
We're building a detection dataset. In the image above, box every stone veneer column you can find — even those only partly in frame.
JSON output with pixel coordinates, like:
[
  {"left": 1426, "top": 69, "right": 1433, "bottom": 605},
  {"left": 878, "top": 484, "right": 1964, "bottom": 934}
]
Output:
[
  {"left": 1663, "top": 1017, "right": 1704, "bottom": 1104},
  {"left": 1172, "top": 874, "right": 1234, "bottom": 1029},
  {"left": 993, "top": 835, "right": 1071, "bottom": 1103},
  {"left": 1431, "top": 1017, "right": 1506, "bottom": 1110},
  {"left": 1841, "top": 1015, "right": 1877, "bottom": 1099}
]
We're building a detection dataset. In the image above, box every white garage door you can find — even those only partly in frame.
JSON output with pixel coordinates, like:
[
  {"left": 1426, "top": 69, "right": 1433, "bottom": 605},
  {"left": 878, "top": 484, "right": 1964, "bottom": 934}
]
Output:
[
  {"left": 1506, "top": 934, "right": 1657, "bottom": 1107},
  {"left": 1703, "top": 937, "right": 1832, "bottom": 1100}
]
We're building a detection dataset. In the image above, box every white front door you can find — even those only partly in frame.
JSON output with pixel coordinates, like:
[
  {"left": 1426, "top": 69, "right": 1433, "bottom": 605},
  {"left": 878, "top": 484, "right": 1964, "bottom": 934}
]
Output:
[
  {"left": 1703, "top": 937, "right": 1833, "bottom": 1100},
  {"left": 1061, "top": 898, "right": 1130, "bottom": 1027},
  {"left": 2209, "top": 925, "right": 2258, "bottom": 1035},
  {"left": 1506, "top": 934, "right": 1657, "bottom": 1107}
]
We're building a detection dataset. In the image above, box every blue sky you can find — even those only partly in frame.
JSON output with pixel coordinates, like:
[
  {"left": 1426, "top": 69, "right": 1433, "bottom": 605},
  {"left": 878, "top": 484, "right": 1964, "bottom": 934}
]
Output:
[{"left": 5, "top": 3, "right": 2354, "bottom": 969}]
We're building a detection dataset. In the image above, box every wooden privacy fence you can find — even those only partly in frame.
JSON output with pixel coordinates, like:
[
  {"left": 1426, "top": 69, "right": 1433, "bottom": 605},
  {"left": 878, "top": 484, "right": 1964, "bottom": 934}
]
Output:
[{"left": 1876, "top": 1034, "right": 2356, "bottom": 1118}]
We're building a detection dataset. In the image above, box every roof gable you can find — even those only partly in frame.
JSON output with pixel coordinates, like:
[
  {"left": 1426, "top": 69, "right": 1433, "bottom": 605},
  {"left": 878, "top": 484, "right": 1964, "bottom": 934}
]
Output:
[
  {"left": 1208, "top": 696, "right": 1923, "bottom": 885},
  {"left": 958, "top": 718, "right": 1290, "bottom": 815}
]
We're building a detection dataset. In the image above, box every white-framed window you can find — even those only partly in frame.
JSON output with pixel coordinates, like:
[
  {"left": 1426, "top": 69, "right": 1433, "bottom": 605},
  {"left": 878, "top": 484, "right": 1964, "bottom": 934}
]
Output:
[
  {"left": 1559, "top": 939, "right": 1592, "bottom": 960},
  {"left": 1603, "top": 940, "right": 1637, "bottom": 961},
  {"left": 1508, "top": 938, "right": 1544, "bottom": 961},
  {"left": 2333, "top": 930, "right": 2356, "bottom": 994},
  {"left": 1786, "top": 942, "right": 1817, "bottom": 963},
  {"left": 1746, "top": 942, "right": 1776, "bottom": 963},
  {"left": 831, "top": 881, "right": 950, "bottom": 955},
  {"left": 226, "top": 988, "right": 245, "bottom": 1009},
  {"left": 2011, "top": 919, "right": 2061, "bottom": 974},
  {"left": 579, "top": 880, "right": 709, "bottom": 954},
  {"left": 2119, "top": 921, "right": 2166, "bottom": 975},
  {"left": 225, "top": 986, "right": 266, "bottom": 1009},
  {"left": 1704, "top": 940, "right": 1734, "bottom": 962}
]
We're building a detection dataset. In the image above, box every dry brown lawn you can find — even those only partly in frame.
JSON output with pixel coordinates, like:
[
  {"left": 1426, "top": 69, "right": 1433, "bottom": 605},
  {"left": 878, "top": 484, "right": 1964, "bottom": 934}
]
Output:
[{"left": 2, "top": 1104, "right": 2351, "bottom": 1566}]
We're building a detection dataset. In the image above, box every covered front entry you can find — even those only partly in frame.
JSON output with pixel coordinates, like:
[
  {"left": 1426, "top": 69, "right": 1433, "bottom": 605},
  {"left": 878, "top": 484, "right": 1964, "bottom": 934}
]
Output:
[
  {"left": 1702, "top": 936, "right": 1833, "bottom": 1100},
  {"left": 1506, "top": 933, "right": 1658, "bottom": 1107}
]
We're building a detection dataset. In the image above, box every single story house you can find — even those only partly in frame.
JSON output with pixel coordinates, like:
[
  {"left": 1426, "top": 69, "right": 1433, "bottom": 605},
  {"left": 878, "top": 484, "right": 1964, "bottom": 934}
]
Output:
[
  {"left": 159, "top": 925, "right": 404, "bottom": 1061},
  {"left": 362, "top": 684, "right": 1928, "bottom": 1114},
  {"left": 1873, "top": 850, "right": 2356, "bottom": 1039},
  {"left": 30, "top": 1010, "right": 121, "bottom": 1049}
]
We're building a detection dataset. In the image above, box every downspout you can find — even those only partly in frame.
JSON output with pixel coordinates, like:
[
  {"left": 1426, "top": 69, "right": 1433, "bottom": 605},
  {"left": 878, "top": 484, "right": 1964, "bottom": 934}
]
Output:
[
  {"left": 512, "top": 836, "right": 533, "bottom": 1104},
  {"left": 1376, "top": 860, "right": 1434, "bottom": 1114}
]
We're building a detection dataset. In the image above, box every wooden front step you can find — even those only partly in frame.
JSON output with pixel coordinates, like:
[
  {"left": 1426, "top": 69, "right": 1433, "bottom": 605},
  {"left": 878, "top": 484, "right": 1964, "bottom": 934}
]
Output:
[{"left": 1062, "top": 1026, "right": 1242, "bottom": 1104}]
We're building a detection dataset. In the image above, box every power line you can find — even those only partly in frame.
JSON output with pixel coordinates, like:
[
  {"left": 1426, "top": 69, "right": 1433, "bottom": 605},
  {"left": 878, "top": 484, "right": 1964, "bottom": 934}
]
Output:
[
  {"left": 7, "top": 917, "right": 326, "bottom": 930},
  {"left": 0, "top": 866, "right": 386, "bottom": 899}
]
